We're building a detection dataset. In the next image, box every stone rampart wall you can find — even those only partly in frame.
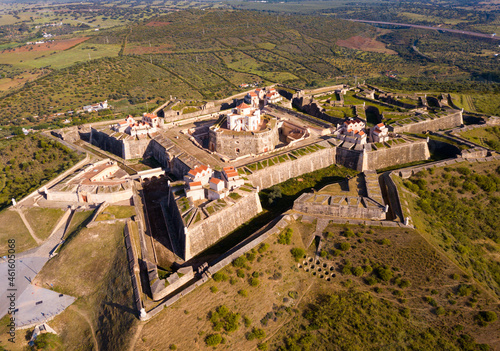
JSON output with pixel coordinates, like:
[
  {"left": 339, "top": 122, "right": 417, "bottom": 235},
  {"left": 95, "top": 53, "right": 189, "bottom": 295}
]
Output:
[
  {"left": 268, "top": 103, "right": 333, "bottom": 128},
  {"left": 381, "top": 172, "right": 404, "bottom": 222},
  {"left": 247, "top": 147, "right": 336, "bottom": 189},
  {"left": 162, "top": 187, "right": 186, "bottom": 258},
  {"left": 186, "top": 191, "right": 263, "bottom": 260},
  {"left": 124, "top": 221, "right": 143, "bottom": 315},
  {"left": 391, "top": 111, "right": 463, "bottom": 133},
  {"left": 152, "top": 268, "right": 195, "bottom": 301},
  {"left": 123, "top": 138, "right": 152, "bottom": 159},
  {"left": 90, "top": 128, "right": 125, "bottom": 158},
  {"left": 335, "top": 147, "right": 363, "bottom": 171},
  {"left": 365, "top": 140, "right": 430, "bottom": 170},
  {"left": 292, "top": 200, "right": 385, "bottom": 220}
]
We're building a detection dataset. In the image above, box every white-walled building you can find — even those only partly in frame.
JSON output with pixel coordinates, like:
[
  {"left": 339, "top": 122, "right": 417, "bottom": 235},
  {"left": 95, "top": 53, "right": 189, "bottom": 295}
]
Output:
[
  {"left": 370, "top": 123, "right": 389, "bottom": 143},
  {"left": 186, "top": 181, "right": 204, "bottom": 201},
  {"left": 83, "top": 100, "right": 109, "bottom": 113},
  {"left": 227, "top": 102, "right": 261, "bottom": 132},
  {"left": 264, "top": 88, "right": 282, "bottom": 105},
  {"left": 184, "top": 165, "right": 213, "bottom": 185},
  {"left": 112, "top": 113, "right": 159, "bottom": 138},
  {"left": 222, "top": 166, "right": 244, "bottom": 190}
]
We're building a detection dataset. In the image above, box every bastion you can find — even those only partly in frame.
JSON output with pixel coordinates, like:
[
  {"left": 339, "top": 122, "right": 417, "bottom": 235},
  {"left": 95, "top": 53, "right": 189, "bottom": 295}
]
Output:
[{"left": 208, "top": 116, "right": 280, "bottom": 159}]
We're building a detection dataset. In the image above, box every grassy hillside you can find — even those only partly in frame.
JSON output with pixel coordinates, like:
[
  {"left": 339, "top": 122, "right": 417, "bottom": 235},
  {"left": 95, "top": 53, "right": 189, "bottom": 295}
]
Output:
[
  {"left": 0, "top": 134, "right": 83, "bottom": 210},
  {"left": 32, "top": 221, "right": 138, "bottom": 351},
  {"left": 395, "top": 160, "right": 500, "bottom": 298},
  {"left": 135, "top": 221, "right": 499, "bottom": 350}
]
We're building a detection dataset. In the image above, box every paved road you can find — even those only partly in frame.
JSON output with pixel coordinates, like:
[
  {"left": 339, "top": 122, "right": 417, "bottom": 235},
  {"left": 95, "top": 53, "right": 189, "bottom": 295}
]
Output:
[
  {"left": 0, "top": 209, "right": 75, "bottom": 328},
  {"left": 348, "top": 19, "right": 499, "bottom": 40}
]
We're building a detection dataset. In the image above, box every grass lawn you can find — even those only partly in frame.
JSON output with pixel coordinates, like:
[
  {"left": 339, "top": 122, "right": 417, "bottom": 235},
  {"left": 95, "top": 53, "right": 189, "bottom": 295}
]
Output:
[
  {"left": 0, "top": 209, "right": 35, "bottom": 256},
  {"left": 460, "top": 126, "right": 500, "bottom": 152},
  {"left": 65, "top": 210, "right": 94, "bottom": 237},
  {"left": 95, "top": 205, "right": 136, "bottom": 221},
  {"left": 24, "top": 207, "right": 65, "bottom": 241}
]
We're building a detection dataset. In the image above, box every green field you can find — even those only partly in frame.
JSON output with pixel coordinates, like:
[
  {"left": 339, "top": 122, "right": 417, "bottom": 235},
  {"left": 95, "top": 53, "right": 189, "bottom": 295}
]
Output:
[{"left": 460, "top": 126, "right": 500, "bottom": 151}]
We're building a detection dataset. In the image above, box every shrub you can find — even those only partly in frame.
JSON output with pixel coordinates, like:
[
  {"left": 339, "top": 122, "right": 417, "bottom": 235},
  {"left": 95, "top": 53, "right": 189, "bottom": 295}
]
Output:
[
  {"left": 212, "top": 272, "right": 228, "bottom": 282},
  {"left": 237, "top": 269, "right": 245, "bottom": 278},
  {"left": 244, "top": 316, "right": 252, "bottom": 327},
  {"left": 205, "top": 333, "right": 222, "bottom": 346},
  {"left": 320, "top": 250, "right": 327, "bottom": 258},
  {"left": 435, "top": 306, "right": 446, "bottom": 315},
  {"left": 246, "top": 252, "right": 256, "bottom": 262},
  {"left": 249, "top": 278, "right": 260, "bottom": 287},
  {"left": 339, "top": 242, "right": 351, "bottom": 251},
  {"left": 291, "top": 247, "right": 305, "bottom": 262},
  {"left": 238, "top": 289, "right": 248, "bottom": 297},
  {"left": 363, "top": 265, "right": 373, "bottom": 273},
  {"left": 475, "top": 311, "right": 497, "bottom": 326},
  {"left": 246, "top": 328, "right": 266, "bottom": 340},
  {"left": 399, "top": 279, "right": 411, "bottom": 288},
  {"left": 376, "top": 266, "right": 393, "bottom": 282},
  {"left": 457, "top": 284, "right": 474, "bottom": 297},
  {"left": 169, "top": 344, "right": 177, "bottom": 350},
  {"left": 257, "top": 342, "right": 268, "bottom": 350},
  {"left": 278, "top": 228, "right": 293, "bottom": 245},
  {"left": 352, "top": 266, "right": 364, "bottom": 277},
  {"left": 232, "top": 256, "right": 247, "bottom": 268},
  {"left": 257, "top": 243, "right": 269, "bottom": 253},
  {"left": 343, "top": 228, "right": 355, "bottom": 237}
]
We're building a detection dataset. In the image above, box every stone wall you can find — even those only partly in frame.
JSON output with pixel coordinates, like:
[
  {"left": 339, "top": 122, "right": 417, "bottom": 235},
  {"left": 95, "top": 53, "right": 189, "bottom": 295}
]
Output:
[
  {"left": 292, "top": 97, "right": 344, "bottom": 125},
  {"left": 391, "top": 111, "right": 463, "bottom": 133},
  {"left": 335, "top": 147, "right": 363, "bottom": 171},
  {"left": 161, "top": 186, "right": 186, "bottom": 258},
  {"left": 293, "top": 193, "right": 385, "bottom": 220},
  {"left": 380, "top": 172, "right": 404, "bottom": 222},
  {"left": 208, "top": 123, "right": 280, "bottom": 159},
  {"left": 90, "top": 128, "right": 125, "bottom": 158},
  {"left": 247, "top": 146, "right": 336, "bottom": 189},
  {"left": 364, "top": 140, "right": 430, "bottom": 171},
  {"left": 185, "top": 191, "right": 263, "bottom": 260},
  {"left": 123, "top": 138, "right": 152, "bottom": 159}
]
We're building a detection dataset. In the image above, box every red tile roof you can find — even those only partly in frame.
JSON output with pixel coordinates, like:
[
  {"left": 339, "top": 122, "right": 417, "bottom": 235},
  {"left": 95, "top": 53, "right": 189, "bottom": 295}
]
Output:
[
  {"left": 226, "top": 171, "right": 239, "bottom": 178},
  {"left": 210, "top": 178, "right": 223, "bottom": 184},
  {"left": 237, "top": 102, "right": 251, "bottom": 109},
  {"left": 190, "top": 181, "right": 202, "bottom": 186}
]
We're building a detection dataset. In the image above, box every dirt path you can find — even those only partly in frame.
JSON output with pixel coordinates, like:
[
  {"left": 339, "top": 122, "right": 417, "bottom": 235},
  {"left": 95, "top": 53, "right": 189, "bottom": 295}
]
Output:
[
  {"left": 73, "top": 307, "right": 99, "bottom": 351},
  {"left": 15, "top": 208, "right": 43, "bottom": 245},
  {"left": 127, "top": 323, "right": 145, "bottom": 351}
]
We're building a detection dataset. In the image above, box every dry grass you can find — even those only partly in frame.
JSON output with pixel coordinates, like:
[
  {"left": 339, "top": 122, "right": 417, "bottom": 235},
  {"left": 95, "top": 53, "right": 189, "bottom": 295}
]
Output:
[
  {"left": 24, "top": 207, "right": 65, "bottom": 241},
  {"left": 34, "top": 222, "right": 126, "bottom": 297},
  {"left": 0, "top": 208, "right": 34, "bottom": 256},
  {"left": 136, "top": 218, "right": 499, "bottom": 350}
]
